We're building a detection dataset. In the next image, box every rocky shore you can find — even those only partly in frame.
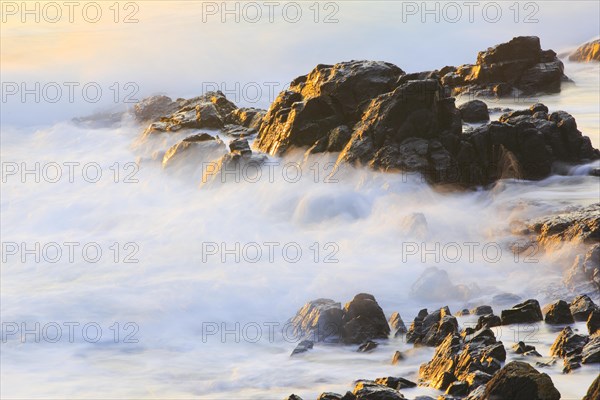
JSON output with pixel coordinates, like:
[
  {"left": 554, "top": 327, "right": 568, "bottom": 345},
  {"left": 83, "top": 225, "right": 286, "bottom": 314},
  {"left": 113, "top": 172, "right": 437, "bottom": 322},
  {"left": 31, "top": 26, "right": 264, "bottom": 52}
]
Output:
[{"left": 283, "top": 293, "right": 600, "bottom": 400}]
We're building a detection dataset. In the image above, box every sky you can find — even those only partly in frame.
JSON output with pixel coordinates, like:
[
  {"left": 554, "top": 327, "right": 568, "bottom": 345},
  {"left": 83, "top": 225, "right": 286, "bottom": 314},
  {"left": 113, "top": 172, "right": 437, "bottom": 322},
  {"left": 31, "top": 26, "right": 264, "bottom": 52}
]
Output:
[{"left": 1, "top": 0, "right": 599, "bottom": 125}]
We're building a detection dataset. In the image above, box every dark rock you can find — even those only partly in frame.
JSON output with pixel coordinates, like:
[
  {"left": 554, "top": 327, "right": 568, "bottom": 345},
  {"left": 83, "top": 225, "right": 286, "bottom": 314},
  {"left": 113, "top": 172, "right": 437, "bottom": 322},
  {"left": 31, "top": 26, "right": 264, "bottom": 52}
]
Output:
[
  {"left": 501, "top": 299, "right": 543, "bottom": 325},
  {"left": 581, "top": 335, "right": 600, "bottom": 364},
  {"left": 543, "top": 300, "right": 575, "bottom": 324},
  {"left": 318, "top": 393, "right": 343, "bottom": 400},
  {"left": 569, "top": 39, "right": 600, "bottom": 62},
  {"left": 513, "top": 341, "right": 536, "bottom": 354},
  {"left": 587, "top": 309, "right": 600, "bottom": 335},
  {"left": 341, "top": 293, "right": 390, "bottom": 344},
  {"left": 457, "top": 309, "right": 470, "bottom": 316},
  {"left": 407, "top": 306, "right": 459, "bottom": 347},
  {"left": 470, "top": 305, "right": 493, "bottom": 316},
  {"left": 459, "top": 100, "right": 489, "bottom": 122},
  {"left": 549, "top": 326, "right": 589, "bottom": 358},
  {"left": 255, "top": 60, "right": 404, "bottom": 156},
  {"left": 229, "top": 138, "right": 252, "bottom": 156},
  {"left": 570, "top": 294, "right": 600, "bottom": 321},
  {"left": 583, "top": 374, "right": 600, "bottom": 400},
  {"left": 525, "top": 204, "right": 600, "bottom": 248},
  {"left": 443, "top": 36, "right": 567, "bottom": 97},
  {"left": 391, "top": 351, "right": 404, "bottom": 365},
  {"left": 357, "top": 340, "right": 378, "bottom": 352},
  {"left": 287, "top": 298, "right": 343, "bottom": 343},
  {"left": 419, "top": 328, "right": 505, "bottom": 391},
  {"left": 445, "top": 381, "right": 469, "bottom": 396},
  {"left": 475, "top": 314, "right": 502, "bottom": 330},
  {"left": 374, "top": 376, "right": 417, "bottom": 390},
  {"left": 483, "top": 361, "right": 560, "bottom": 400},
  {"left": 284, "top": 395, "right": 303, "bottom": 400},
  {"left": 388, "top": 312, "right": 407, "bottom": 337},
  {"left": 290, "top": 340, "right": 314, "bottom": 356},
  {"left": 352, "top": 381, "right": 405, "bottom": 400}
]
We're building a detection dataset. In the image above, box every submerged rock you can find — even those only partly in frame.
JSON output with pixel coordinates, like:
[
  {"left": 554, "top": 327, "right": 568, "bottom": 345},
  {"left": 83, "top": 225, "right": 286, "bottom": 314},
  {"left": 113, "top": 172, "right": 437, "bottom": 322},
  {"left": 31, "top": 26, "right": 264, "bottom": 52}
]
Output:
[
  {"left": 569, "top": 39, "right": 600, "bottom": 62},
  {"left": 482, "top": 361, "right": 560, "bottom": 400}
]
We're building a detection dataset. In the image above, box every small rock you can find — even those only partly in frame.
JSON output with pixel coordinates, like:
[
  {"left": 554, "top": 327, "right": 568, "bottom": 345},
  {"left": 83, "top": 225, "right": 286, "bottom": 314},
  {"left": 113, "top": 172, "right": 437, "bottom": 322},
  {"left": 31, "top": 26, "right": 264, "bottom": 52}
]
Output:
[
  {"left": 512, "top": 341, "right": 537, "bottom": 354},
  {"left": 445, "top": 381, "right": 469, "bottom": 396},
  {"left": 229, "top": 138, "right": 252, "bottom": 155},
  {"left": 470, "top": 305, "right": 493, "bottom": 316},
  {"left": 284, "top": 395, "right": 303, "bottom": 400},
  {"left": 374, "top": 376, "right": 417, "bottom": 390},
  {"left": 357, "top": 340, "right": 378, "bottom": 353},
  {"left": 317, "top": 393, "right": 343, "bottom": 400},
  {"left": 389, "top": 312, "right": 407, "bottom": 337},
  {"left": 352, "top": 381, "right": 405, "bottom": 400},
  {"left": 391, "top": 351, "right": 404, "bottom": 365}
]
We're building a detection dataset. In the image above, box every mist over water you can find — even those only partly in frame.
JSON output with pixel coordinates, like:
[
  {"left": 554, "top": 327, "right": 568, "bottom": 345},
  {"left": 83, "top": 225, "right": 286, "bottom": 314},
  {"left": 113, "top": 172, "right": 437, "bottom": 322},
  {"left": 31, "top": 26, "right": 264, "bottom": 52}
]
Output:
[{"left": 2, "top": 2, "right": 600, "bottom": 399}]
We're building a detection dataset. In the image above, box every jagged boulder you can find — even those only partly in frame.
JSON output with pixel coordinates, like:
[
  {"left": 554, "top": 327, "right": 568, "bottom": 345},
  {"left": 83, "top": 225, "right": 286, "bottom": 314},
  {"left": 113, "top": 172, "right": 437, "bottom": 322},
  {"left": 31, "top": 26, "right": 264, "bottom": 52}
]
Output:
[
  {"left": 570, "top": 294, "right": 600, "bottom": 321},
  {"left": 133, "top": 95, "right": 179, "bottom": 122},
  {"left": 419, "top": 328, "right": 506, "bottom": 392},
  {"left": 255, "top": 60, "right": 404, "bottom": 156},
  {"left": 287, "top": 298, "right": 343, "bottom": 343},
  {"left": 588, "top": 309, "right": 600, "bottom": 335},
  {"left": 565, "top": 244, "right": 600, "bottom": 294},
  {"left": 581, "top": 335, "right": 600, "bottom": 364},
  {"left": 583, "top": 374, "right": 600, "bottom": 400},
  {"left": 569, "top": 39, "right": 600, "bottom": 62},
  {"left": 388, "top": 312, "right": 407, "bottom": 337},
  {"left": 482, "top": 361, "right": 560, "bottom": 400},
  {"left": 543, "top": 300, "right": 574, "bottom": 324},
  {"left": 549, "top": 326, "right": 589, "bottom": 372},
  {"left": 341, "top": 293, "right": 390, "bottom": 344},
  {"left": 406, "top": 306, "right": 459, "bottom": 347},
  {"left": 442, "top": 36, "right": 567, "bottom": 97},
  {"left": 352, "top": 381, "right": 405, "bottom": 400}
]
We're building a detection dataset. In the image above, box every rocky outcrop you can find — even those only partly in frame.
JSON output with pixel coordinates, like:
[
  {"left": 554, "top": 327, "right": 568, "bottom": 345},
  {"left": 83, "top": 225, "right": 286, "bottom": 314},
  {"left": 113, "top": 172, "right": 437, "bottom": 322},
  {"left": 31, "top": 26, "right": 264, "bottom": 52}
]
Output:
[
  {"left": 133, "top": 95, "right": 180, "bottom": 122},
  {"left": 524, "top": 204, "right": 600, "bottom": 246},
  {"left": 470, "top": 305, "right": 493, "bottom": 316},
  {"left": 475, "top": 314, "right": 502, "bottom": 330},
  {"left": 352, "top": 380, "right": 406, "bottom": 399},
  {"left": 458, "top": 100, "right": 489, "bottom": 122},
  {"left": 543, "top": 300, "right": 574, "bottom": 324},
  {"left": 588, "top": 309, "right": 600, "bottom": 335},
  {"left": 501, "top": 299, "right": 543, "bottom": 325},
  {"left": 442, "top": 36, "right": 567, "bottom": 97},
  {"left": 581, "top": 335, "right": 600, "bottom": 364},
  {"left": 255, "top": 60, "right": 404, "bottom": 156},
  {"left": 419, "top": 328, "right": 506, "bottom": 392},
  {"left": 388, "top": 312, "right": 407, "bottom": 337},
  {"left": 406, "top": 306, "right": 459, "bottom": 347},
  {"left": 482, "top": 361, "right": 560, "bottom": 400},
  {"left": 569, "top": 39, "right": 600, "bottom": 62},
  {"left": 225, "top": 107, "right": 265, "bottom": 131},
  {"left": 341, "top": 293, "right": 390, "bottom": 344},
  {"left": 565, "top": 244, "right": 600, "bottom": 294}
]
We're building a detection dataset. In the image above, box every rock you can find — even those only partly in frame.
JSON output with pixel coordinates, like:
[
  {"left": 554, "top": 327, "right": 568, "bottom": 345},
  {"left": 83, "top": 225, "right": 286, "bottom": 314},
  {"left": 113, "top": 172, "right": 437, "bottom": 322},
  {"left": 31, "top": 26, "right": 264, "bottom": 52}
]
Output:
[
  {"left": 419, "top": 328, "right": 506, "bottom": 392},
  {"left": 374, "top": 377, "right": 417, "bottom": 390},
  {"left": 291, "top": 340, "right": 314, "bottom": 356},
  {"left": 470, "top": 305, "right": 493, "bottom": 316},
  {"left": 583, "top": 374, "right": 600, "bottom": 400},
  {"left": 287, "top": 298, "right": 343, "bottom": 343},
  {"left": 443, "top": 36, "right": 567, "bottom": 97},
  {"left": 222, "top": 124, "right": 257, "bottom": 138},
  {"left": 357, "top": 340, "right": 378, "bottom": 352},
  {"left": 318, "top": 393, "right": 343, "bottom": 400},
  {"left": 229, "top": 138, "right": 252, "bottom": 155},
  {"left": 464, "top": 386, "right": 486, "bottom": 400},
  {"left": 285, "top": 395, "right": 303, "bottom": 400},
  {"left": 581, "top": 335, "right": 600, "bottom": 364},
  {"left": 352, "top": 381, "right": 405, "bottom": 400},
  {"left": 391, "top": 351, "right": 404, "bottom": 365},
  {"left": 565, "top": 245, "right": 600, "bottom": 295},
  {"left": 388, "top": 312, "right": 407, "bottom": 337},
  {"left": 457, "top": 309, "right": 470, "bottom": 316},
  {"left": 525, "top": 204, "right": 600, "bottom": 247},
  {"left": 133, "top": 95, "right": 178, "bottom": 122},
  {"left": 409, "top": 267, "right": 476, "bottom": 303},
  {"left": 570, "top": 294, "right": 600, "bottom": 321},
  {"left": 501, "top": 299, "right": 543, "bottom": 325},
  {"left": 407, "top": 306, "right": 459, "bottom": 347},
  {"left": 587, "top": 309, "right": 600, "bottom": 335},
  {"left": 445, "top": 381, "right": 469, "bottom": 396},
  {"left": 225, "top": 107, "right": 265, "bottom": 130},
  {"left": 543, "top": 300, "right": 575, "bottom": 324},
  {"left": 255, "top": 60, "right": 404, "bottom": 156},
  {"left": 512, "top": 341, "right": 541, "bottom": 357},
  {"left": 161, "top": 134, "right": 227, "bottom": 170},
  {"left": 141, "top": 91, "right": 237, "bottom": 136},
  {"left": 200, "top": 151, "right": 268, "bottom": 187},
  {"left": 549, "top": 326, "right": 589, "bottom": 372},
  {"left": 458, "top": 100, "right": 489, "bottom": 122},
  {"left": 341, "top": 293, "right": 390, "bottom": 344},
  {"left": 483, "top": 361, "right": 560, "bottom": 400},
  {"left": 569, "top": 39, "right": 600, "bottom": 62},
  {"left": 475, "top": 314, "right": 502, "bottom": 330},
  {"left": 399, "top": 213, "right": 429, "bottom": 240}
]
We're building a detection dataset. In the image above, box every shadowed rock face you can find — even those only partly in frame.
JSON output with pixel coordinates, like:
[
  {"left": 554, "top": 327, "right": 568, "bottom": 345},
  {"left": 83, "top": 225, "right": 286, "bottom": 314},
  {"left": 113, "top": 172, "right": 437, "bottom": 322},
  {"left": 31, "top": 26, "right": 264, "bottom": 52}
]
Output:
[
  {"left": 442, "top": 36, "right": 567, "bottom": 97},
  {"left": 569, "top": 39, "right": 600, "bottom": 62},
  {"left": 584, "top": 375, "right": 600, "bottom": 400},
  {"left": 483, "top": 361, "right": 561, "bottom": 400}
]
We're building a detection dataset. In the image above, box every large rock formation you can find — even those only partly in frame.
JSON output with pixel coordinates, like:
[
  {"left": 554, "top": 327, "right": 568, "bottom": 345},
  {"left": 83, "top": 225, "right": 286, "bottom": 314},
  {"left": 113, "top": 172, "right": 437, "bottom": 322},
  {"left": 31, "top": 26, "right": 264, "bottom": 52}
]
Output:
[
  {"left": 482, "top": 361, "right": 561, "bottom": 400},
  {"left": 441, "top": 36, "right": 567, "bottom": 97},
  {"left": 569, "top": 39, "right": 600, "bottom": 62}
]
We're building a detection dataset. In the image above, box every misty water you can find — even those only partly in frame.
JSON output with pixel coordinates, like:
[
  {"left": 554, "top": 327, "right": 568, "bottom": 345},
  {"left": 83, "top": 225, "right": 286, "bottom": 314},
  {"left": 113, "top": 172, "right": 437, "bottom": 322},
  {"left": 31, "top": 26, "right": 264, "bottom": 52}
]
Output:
[{"left": 2, "top": 2, "right": 600, "bottom": 399}]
